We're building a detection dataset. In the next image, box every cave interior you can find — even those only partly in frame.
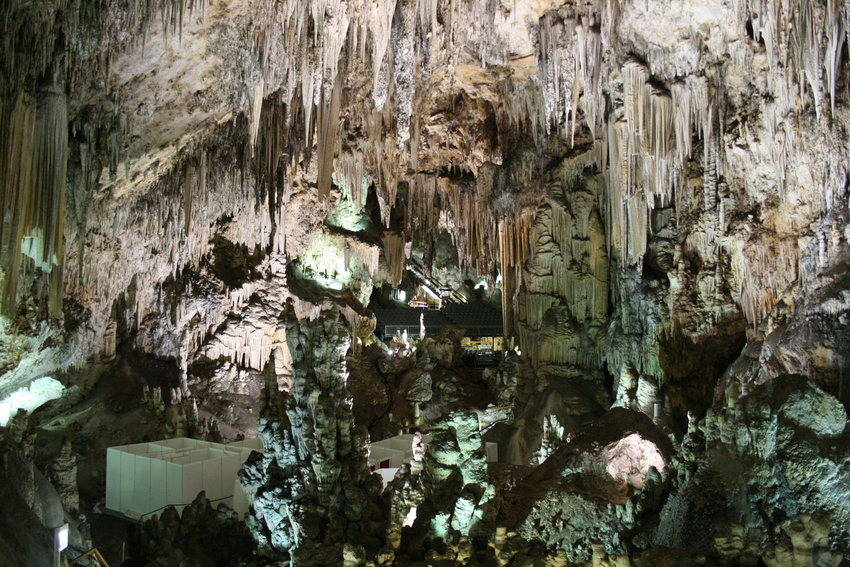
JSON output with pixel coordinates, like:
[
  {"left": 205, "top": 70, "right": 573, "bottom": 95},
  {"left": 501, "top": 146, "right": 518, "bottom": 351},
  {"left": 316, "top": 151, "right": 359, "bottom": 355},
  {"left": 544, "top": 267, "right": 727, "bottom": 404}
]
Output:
[{"left": 2, "top": 0, "right": 850, "bottom": 565}]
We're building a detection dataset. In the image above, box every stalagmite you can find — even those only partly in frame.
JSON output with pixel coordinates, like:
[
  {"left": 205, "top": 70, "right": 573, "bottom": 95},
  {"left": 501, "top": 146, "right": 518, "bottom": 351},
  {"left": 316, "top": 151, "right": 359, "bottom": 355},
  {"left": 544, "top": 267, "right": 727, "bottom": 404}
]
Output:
[
  {"left": 831, "top": 220, "right": 842, "bottom": 252},
  {"left": 240, "top": 307, "right": 384, "bottom": 562}
]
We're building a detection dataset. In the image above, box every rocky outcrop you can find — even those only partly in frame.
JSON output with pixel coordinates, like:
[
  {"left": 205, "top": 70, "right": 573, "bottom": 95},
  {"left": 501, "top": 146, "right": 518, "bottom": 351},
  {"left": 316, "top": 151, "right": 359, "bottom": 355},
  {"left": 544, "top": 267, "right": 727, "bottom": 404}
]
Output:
[
  {"left": 380, "top": 433, "right": 427, "bottom": 565},
  {"left": 656, "top": 374, "right": 850, "bottom": 562},
  {"left": 45, "top": 437, "right": 80, "bottom": 516},
  {"left": 483, "top": 350, "right": 520, "bottom": 406},
  {"left": 374, "top": 411, "right": 497, "bottom": 565},
  {"left": 501, "top": 409, "right": 672, "bottom": 562},
  {"left": 0, "top": 412, "right": 90, "bottom": 566},
  {"left": 416, "top": 326, "right": 466, "bottom": 371},
  {"left": 239, "top": 306, "right": 386, "bottom": 565},
  {"left": 399, "top": 369, "right": 433, "bottom": 405},
  {"left": 131, "top": 492, "right": 255, "bottom": 567},
  {"left": 421, "top": 411, "right": 495, "bottom": 541}
]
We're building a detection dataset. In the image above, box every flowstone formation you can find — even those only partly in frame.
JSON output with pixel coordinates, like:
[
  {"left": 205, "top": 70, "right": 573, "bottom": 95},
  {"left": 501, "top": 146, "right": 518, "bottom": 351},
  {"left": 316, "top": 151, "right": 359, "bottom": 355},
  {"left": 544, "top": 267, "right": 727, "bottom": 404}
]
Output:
[{"left": 239, "top": 306, "right": 386, "bottom": 566}]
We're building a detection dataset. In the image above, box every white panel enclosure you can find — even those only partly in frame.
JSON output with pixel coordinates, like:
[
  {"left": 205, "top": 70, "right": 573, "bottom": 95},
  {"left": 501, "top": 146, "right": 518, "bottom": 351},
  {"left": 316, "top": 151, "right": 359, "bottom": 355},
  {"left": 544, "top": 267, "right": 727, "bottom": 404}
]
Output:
[
  {"left": 105, "top": 437, "right": 262, "bottom": 518},
  {"left": 134, "top": 455, "right": 152, "bottom": 515},
  {"left": 119, "top": 451, "right": 136, "bottom": 512},
  {"left": 166, "top": 462, "right": 182, "bottom": 510},
  {"left": 377, "top": 468, "right": 399, "bottom": 486},
  {"left": 182, "top": 460, "right": 203, "bottom": 509},
  {"left": 150, "top": 459, "right": 168, "bottom": 513},
  {"left": 105, "top": 448, "right": 122, "bottom": 512},
  {"left": 233, "top": 478, "right": 250, "bottom": 519}
]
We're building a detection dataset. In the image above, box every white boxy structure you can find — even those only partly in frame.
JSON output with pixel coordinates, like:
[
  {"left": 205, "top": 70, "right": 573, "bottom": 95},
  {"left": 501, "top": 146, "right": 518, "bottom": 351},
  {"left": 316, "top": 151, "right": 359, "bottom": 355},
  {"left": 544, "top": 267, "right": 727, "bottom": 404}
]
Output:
[{"left": 105, "top": 437, "right": 262, "bottom": 518}]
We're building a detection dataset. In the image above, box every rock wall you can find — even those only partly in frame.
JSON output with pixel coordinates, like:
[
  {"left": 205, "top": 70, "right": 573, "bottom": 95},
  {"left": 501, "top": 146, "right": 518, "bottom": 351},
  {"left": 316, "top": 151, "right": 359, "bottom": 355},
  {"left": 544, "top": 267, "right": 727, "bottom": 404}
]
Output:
[{"left": 655, "top": 374, "right": 850, "bottom": 563}]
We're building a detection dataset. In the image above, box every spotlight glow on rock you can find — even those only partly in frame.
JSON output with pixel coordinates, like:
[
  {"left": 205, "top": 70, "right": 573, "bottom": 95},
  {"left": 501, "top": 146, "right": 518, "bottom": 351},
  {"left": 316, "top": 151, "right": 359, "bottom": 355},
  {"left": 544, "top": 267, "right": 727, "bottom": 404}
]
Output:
[{"left": 604, "top": 433, "right": 666, "bottom": 489}]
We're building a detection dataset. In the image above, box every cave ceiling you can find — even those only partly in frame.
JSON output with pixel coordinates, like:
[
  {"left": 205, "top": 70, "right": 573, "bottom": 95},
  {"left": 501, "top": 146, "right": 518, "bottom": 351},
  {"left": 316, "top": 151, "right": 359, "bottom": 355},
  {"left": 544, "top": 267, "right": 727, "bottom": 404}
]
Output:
[{"left": 0, "top": 0, "right": 848, "bottom": 428}]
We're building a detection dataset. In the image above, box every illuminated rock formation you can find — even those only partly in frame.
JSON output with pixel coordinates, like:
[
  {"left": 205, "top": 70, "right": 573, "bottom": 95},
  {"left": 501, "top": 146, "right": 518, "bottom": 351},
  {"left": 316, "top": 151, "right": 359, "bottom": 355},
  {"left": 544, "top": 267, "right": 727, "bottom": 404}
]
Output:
[
  {"left": 239, "top": 306, "right": 386, "bottom": 565},
  {"left": 656, "top": 375, "right": 850, "bottom": 561}
]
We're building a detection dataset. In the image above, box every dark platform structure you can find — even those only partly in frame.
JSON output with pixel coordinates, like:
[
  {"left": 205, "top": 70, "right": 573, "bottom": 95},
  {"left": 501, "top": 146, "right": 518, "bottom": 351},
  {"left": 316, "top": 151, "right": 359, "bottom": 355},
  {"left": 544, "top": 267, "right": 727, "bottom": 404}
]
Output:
[{"left": 370, "top": 301, "right": 503, "bottom": 341}]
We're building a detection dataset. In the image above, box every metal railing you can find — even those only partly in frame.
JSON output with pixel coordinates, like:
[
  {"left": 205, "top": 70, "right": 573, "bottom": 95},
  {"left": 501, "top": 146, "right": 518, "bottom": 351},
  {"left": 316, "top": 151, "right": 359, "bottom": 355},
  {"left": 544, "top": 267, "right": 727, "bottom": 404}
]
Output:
[
  {"left": 69, "top": 548, "right": 110, "bottom": 567},
  {"left": 383, "top": 324, "right": 503, "bottom": 341},
  {"left": 383, "top": 325, "right": 430, "bottom": 339}
]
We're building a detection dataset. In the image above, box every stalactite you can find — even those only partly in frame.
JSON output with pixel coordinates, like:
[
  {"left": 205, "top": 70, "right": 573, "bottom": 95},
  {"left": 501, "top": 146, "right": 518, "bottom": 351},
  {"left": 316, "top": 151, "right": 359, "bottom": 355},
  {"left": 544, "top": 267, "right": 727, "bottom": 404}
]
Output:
[
  {"left": 184, "top": 159, "right": 193, "bottom": 236},
  {"left": 317, "top": 77, "right": 343, "bottom": 201},
  {"left": 497, "top": 207, "right": 538, "bottom": 335},
  {"left": 597, "top": 60, "right": 686, "bottom": 267},
  {"left": 65, "top": 121, "right": 279, "bottom": 368},
  {"left": 825, "top": 0, "right": 846, "bottom": 118},
  {"left": 383, "top": 232, "right": 408, "bottom": 286},
  {"left": 738, "top": 0, "right": 847, "bottom": 121},
  {"left": 392, "top": 0, "right": 417, "bottom": 150},
  {"left": 0, "top": 93, "right": 36, "bottom": 314},
  {"left": 182, "top": 149, "right": 209, "bottom": 236},
  {"left": 3, "top": 0, "right": 846, "bottom": 393},
  {"left": 201, "top": 306, "right": 288, "bottom": 372},
  {"left": 497, "top": 76, "right": 547, "bottom": 146},
  {"left": 334, "top": 152, "right": 366, "bottom": 208},
  {"left": 2, "top": 0, "right": 207, "bottom": 97},
  {"left": 715, "top": 264, "right": 723, "bottom": 302},
  {"left": 0, "top": 82, "right": 67, "bottom": 318},
  {"left": 704, "top": 137, "right": 718, "bottom": 217},
  {"left": 730, "top": 238, "right": 800, "bottom": 331},
  {"left": 249, "top": 78, "right": 265, "bottom": 156}
]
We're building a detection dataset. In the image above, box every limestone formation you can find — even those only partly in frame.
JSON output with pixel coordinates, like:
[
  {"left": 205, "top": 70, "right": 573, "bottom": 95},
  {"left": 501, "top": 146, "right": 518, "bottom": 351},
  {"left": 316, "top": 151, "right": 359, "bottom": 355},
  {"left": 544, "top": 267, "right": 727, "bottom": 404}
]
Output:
[
  {"left": 132, "top": 492, "right": 255, "bottom": 567},
  {"left": 44, "top": 438, "right": 80, "bottom": 516},
  {"left": 382, "top": 434, "right": 427, "bottom": 564},
  {"left": 483, "top": 349, "right": 520, "bottom": 406},
  {"left": 657, "top": 375, "right": 850, "bottom": 560},
  {"left": 0, "top": 413, "right": 90, "bottom": 566},
  {"left": 399, "top": 369, "right": 433, "bottom": 405},
  {"left": 416, "top": 326, "right": 466, "bottom": 370},
  {"left": 419, "top": 411, "right": 495, "bottom": 542},
  {"left": 500, "top": 408, "right": 673, "bottom": 562},
  {"left": 239, "top": 306, "right": 386, "bottom": 565}
]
